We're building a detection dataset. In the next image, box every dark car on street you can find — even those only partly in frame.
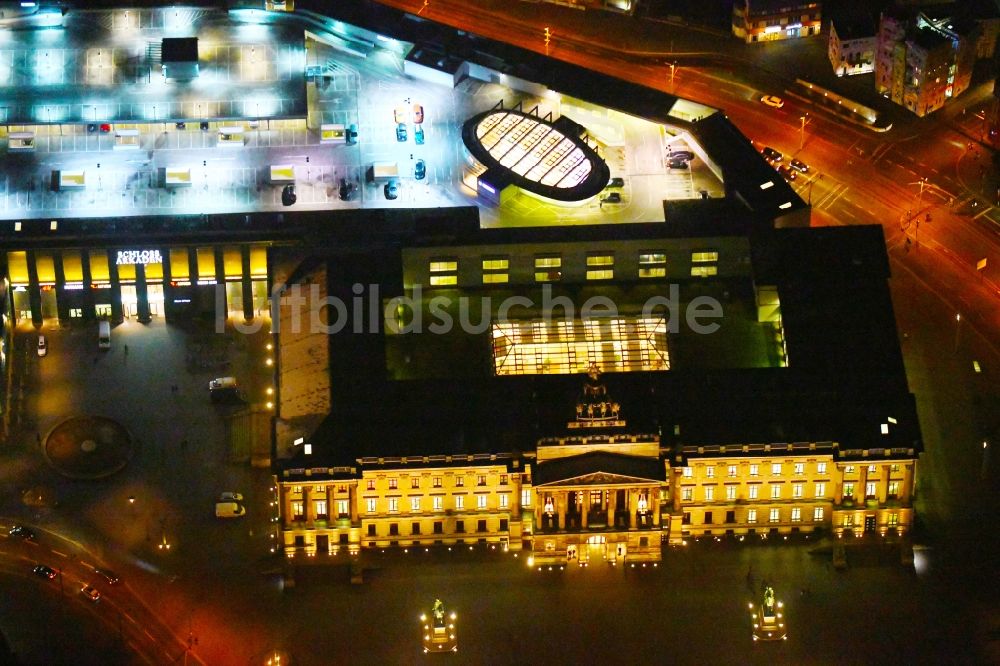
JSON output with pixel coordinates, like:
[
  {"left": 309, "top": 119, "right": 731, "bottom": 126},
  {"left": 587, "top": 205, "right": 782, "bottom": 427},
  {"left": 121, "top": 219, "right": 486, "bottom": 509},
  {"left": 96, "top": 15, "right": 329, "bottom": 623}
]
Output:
[
  {"left": 396, "top": 123, "right": 407, "bottom": 142},
  {"left": 761, "top": 146, "right": 782, "bottom": 162},
  {"left": 414, "top": 125, "right": 425, "bottom": 145},
  {"left": 415, "top": 159, "right": 426, "bottom": 181},
  {"left": 9, "top": 525, "right": 35, "bottom": 540},
  {"left": 601, "top": 192, "right": 622, "bottom": 204},
  {"left": 607, "top": 177, "right": 625, "bottom": 188},
  {"left": 667, "top": 159, "right": 689, "bottom": 170},
  {"left": 384, "top": 179, "right": 399, "bottom": 200},
  {"left": 33, "top": 565, "right": 57, "bottom": 580},
  {"left": 94, "top": 569, "right": 120, "bottom": 585},
  {"left": 339, "top": 178, "right": 354, "bottom": 201},
  {"left": 281, "top": 184, "right": 296, "bottom": 206}
]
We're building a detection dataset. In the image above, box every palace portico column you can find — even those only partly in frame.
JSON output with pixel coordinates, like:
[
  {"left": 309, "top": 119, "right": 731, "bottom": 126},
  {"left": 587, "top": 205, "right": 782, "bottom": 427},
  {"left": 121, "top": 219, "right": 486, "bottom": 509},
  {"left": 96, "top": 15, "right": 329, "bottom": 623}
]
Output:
[
  {"left": 557, "top": 491, "right": 567, "bottom": 531},
  {"left": 652, "top": 487, "right": 661, "bottom": 527},
  {"left": 628, "top": 490, "right": 639, "bottom": 528},
  {"left": 581, "top": 492, "right": 589, "bottom": 530},
  {"left": 608, "top": 488, "right": 618, "bottom": 529}
]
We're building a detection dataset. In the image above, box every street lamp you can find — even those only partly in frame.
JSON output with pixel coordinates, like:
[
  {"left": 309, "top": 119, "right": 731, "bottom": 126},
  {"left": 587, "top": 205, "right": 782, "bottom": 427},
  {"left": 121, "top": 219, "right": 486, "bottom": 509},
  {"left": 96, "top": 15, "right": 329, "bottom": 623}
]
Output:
[
  {"left": 954, "top": 313, "right": 961, "bottom": 353},
  {"left": 544, "top": 27, "right": 551, "bottom": 52},
  {"left": 799, "top": 114, "right": 808, "bottom": 150},
  {"left": 669, "top": 62, "right": 676, "bottom": 87}
]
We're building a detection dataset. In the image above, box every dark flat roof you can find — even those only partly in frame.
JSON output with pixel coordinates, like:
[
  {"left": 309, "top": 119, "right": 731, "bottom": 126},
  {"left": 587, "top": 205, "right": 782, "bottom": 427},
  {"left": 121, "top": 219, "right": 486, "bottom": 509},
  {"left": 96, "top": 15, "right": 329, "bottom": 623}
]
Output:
[{"left": 161, "top": 37, "right": 199, "bottom": 63}]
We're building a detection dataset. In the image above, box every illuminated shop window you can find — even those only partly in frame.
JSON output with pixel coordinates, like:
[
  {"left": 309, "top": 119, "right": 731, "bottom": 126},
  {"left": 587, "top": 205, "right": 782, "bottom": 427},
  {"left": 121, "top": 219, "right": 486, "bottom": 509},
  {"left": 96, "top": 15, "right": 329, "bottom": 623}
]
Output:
[
  {"left": 586, "top": 269, "right": 613, "bottom": 281},
  {"left": 492, "top": 316, "right": 668, "bottom": 376}
]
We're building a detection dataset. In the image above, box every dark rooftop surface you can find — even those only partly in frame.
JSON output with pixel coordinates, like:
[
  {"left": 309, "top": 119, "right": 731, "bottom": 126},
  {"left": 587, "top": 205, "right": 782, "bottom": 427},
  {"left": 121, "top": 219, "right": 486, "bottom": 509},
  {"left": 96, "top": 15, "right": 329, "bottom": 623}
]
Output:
[
  {"left": 275, "top": 223, "right": 921, "bottom": 472},
  {"left": 911, "top": 26, "right": 952, "bottom": 51},
  {"left": 832, "top": 11, "right": 877, "bottom": 40},
  {"left": 161, "top": 37, "right": 199, "bottom": 63}
]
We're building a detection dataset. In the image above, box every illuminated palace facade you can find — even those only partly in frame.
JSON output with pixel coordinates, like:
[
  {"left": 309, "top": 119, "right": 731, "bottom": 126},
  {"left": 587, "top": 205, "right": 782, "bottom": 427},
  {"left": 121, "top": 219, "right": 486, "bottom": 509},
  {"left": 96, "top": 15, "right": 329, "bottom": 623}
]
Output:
[{"left": 273, "top": 221, "right": 921, "bottom": 566}]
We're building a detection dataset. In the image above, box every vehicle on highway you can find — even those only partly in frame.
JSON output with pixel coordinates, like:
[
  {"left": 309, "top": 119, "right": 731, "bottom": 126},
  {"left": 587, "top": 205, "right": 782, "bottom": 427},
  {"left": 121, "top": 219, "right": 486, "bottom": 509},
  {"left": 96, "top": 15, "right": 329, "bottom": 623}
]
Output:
[
  {"left": 384, "top": 179, "right": 400, "bottom": 200},
  {"left": 281, "top": 183, "right": 297, "bottom": 206},
  {"left": 175, "top": 122, "right": 185, "bottom": 130},
  {"left": 209, "top": 377, "right": 237, "bottom": 391},
  {"left": 777, "top": 164, "right": 797, "bottom": 181},
  {"left": 789, "top": 158, "right": 809, "bottom": 173},
  {"left": 667, "top": 159, "right": 689, "bottom": 170},
  {"left": 761, "top": 146, "right": 782, "bottom": 162},
  {"left": 415, "top": 159, "right": 426, "bottom": 181},
  {"left": 601, "top": 192, "right": 622, "bottom": 204},
  {"left": 9, "top": 525, "right": 36, "bottom": 540},
  {"left": 606, "top": 177, "right": 625, "bottom": 188},
  {"left": 396, "top": 123, "right": 407, "bottom": 142},
  {"left": 421, "top": 599, "right": 457, "bottom": 654},
  {"left": 413, "top": 103, "right": 424, "bottom": 124},
  {"left": 760, "top": 95, "right": 785, "bottom": 108},
  {"left": 87, "top": 124, "right": 97, "bottom": 133},
  {"left": 414, "top": 125, "right": 425, "bottom": 145},
  {"left": 215, "top": 501, "right": 246, "bottom": 518},
  {"left": 219, "top": 492, "right": 244, "bottom": 502},
  {"left": 200, "top": 121, "right": 210, "bottom": 131},
  {"left": 94, "top": 569, "right": 120, "bottom": 585},
  {"left": 667, "top": 149, "right": 694, "bottom": 161},
  {"left": 394, "top": 106, "right": 408, "bottom": 124},
  {"left": 347, "top": 123, "right": 358, "bottom": 145},
  {"left": 98, "top": 320, "right": 111, "bottom": 351},
  {"left": 750, "top": 585, "right": 787, "bottom": 641},
  {"left": 33, "top": 565, "right": 57, "bottom": 580},
  {"left": 37, "top": 334, "right": 47, "bottom": 357},
  {"left": 80, "top": 585, "right": 101, "bottom": 603},
  {"left": 100, "top": 123, "right": 112, "bottom": 133}
]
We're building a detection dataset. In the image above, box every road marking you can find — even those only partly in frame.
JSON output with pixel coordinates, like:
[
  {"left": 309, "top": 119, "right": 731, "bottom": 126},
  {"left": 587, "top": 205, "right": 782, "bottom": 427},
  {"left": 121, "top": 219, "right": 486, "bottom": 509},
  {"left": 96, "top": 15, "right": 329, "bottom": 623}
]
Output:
[
  {"left": 144, "top": 629, "right": 155, "bottom": 641},
  {"left": 52, "top": 550, "right": 68, "bottom": 557}
]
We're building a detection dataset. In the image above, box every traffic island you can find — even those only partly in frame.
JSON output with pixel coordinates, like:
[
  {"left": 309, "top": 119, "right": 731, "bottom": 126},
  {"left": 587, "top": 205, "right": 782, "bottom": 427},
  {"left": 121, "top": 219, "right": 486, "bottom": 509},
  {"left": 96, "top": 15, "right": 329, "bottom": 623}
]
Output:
[{"left": 42, "top": 416, "right": 135, "bottom": 479}]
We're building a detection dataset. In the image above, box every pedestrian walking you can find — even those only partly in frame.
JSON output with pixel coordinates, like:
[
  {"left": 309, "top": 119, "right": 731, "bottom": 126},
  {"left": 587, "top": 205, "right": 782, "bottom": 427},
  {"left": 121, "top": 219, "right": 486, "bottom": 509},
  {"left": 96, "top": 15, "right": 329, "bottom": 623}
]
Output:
[{"left": 124, "top": 344, "right": 129, "bottom": 355}]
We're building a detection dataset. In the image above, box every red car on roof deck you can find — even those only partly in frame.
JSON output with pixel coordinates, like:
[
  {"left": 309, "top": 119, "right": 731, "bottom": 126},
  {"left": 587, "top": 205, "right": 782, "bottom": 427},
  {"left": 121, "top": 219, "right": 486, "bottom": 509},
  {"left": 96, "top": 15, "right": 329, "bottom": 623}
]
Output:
[{"left": 99, "top": 123, "right": 111, "bottom": 133}]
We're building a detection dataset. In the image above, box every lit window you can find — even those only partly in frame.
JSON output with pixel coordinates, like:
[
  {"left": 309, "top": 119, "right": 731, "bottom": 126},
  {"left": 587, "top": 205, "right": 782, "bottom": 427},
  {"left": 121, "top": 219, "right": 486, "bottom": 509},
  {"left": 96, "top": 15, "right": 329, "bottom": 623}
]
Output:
[
  {"left": 455, "top": 495, "right": 465, "bottom": 510},
  {"left": 291, "top": 501, "right": 304, "bottom": 519},
  {"left": 366, "top": 479, "right": 375, "bottom": 490},
  {"left": 690, "top": 266, "right": 717, "bottom": 277},
  {"left": 794, "top": 463, "right": 804, "bottom": 475},
  {"left": 455, "top": 476, "right": 464, "bottom": 487},
  {"left": 477, "top": 475, "right": 487, "bottom": 487},
  {"left": 499, "top": 494, "right": 509, "bottom": 508},
  {"left": 482, "top": 257, "right": 509, "bottom": 271},
  {"left": 888, "top": 481, "right": 899, "bottom": 497},
  {"left": 639, "top": 252, "right": 666, "bottom": 265},
  {"left": 335, "top": 499, "right": 348, "bottom": 517},
  {"left": 770, "top": 484, "right": 781, "bottom": 499},
  {"left": 388, "top": 498, "right": 399, "bottom": 513},
  {"left": 726, "top": 485, "right": 737, "bottom": 500},
  {"left": 429, "top": 260, "right": 458, "bottom": 272},
  {"left": 683, "top": 467, "right": 693, "bottom": 478},
  {"left": 792, "top": 483, "right": 803, "bottom": 499},
  {"left": 430, "top": 275, "right": 458, "bottom": 286},
  {"left": 727, "top": 465, "right": 737, "bottom": 478},
  {"left": 842, "top": 514, "right": 854, "bottom": 527},
  {"left": 535, "top": 271, "right": 561, "bottom": 283},
  {"left": 521, "top": 489, "right": 532, "bottom": 507},
  {"left": 817, "top": 462, "right": 827, "bottom": 475},
  {"left": 410, "top": 497, "right": 421, "bottom": 512},
  {"left": 771, "top": 463, "right": 782, "bottom": 476},
  {"left": 704, "top": 487, "right": 714, "bottom": 502},
  {"left": 500, "top": 474, "right": 508, "bottom": 485},
  {"left": 769, "top": 508, "right": 780, "bottom": 523},
  {"left": 705, "top": 466, "right": 715, "bottom": 478},
  {"left": 890, "top": 464, "right": 900, "bottom": 473},
  {"left": 535, "top": 256, "right": 561, "bottom": 268},
  {"left": 747, "top": 509, "right": 757, "bottom": 523},
  {"left": 586, "top": 269, "right": 614, "bottom": 280},
  {"left": 791, "top": 507, "right": 801, "bottom": 522},
  {"left": 845, "top": 465, "right": 855, "bottom": 475},
  {"left": 292, "top": 486, "right": 303, "bottom": 494},
  {"left": 813, "top": 507, "right": 824, "bottom": 521},
  {"left": 476, "top": 494, "right": 488, "bottom": 509},
  {"left": 366, "top": 498, "right": 377, "bottom": 513},
  {"left": 748, "top": 485, "right": 759, "bottom": 500},
  {"left": 433, "top": 477, "right": 442, "bottom": 488},
  {"left": 843, "top": 483, "right": 855, "bottom": 499},
  {"left": 482, "top": 273, "right": 509, "bottom": 284},
  {"left": 815, "top": 483, "right": 825, "bottom": 498},
  {"left": 681, "top": 487, "right": 693, "bottom": 502},
  {"left": 867, "top": 465, "right": 877, "bottom": 475},
  {"left": 411, "top": 477, "right": 420, "bottom": 489},
  {"left": 388, "top": 478, "right": 397, "bottom": 490},
  {"left": 888, "top": 513, "right": 898, "bottom": 527},
  {"left": 865, "top": 482, "right": 877, "bottom": 498},
  {"left": 586, "top": 254, "right": 614, "bottom": 266},
  {"left": 749, "top": 464, "right": 759, "bottom": 477},
  {"left": 639, "top": 267, "right": 666, "bottom": 278},
  {"left": 433, "top": 496, "right": 443, "bottom": 511},
  {"left": 691, "top": 251, "right": 719, "bottom": 263}
]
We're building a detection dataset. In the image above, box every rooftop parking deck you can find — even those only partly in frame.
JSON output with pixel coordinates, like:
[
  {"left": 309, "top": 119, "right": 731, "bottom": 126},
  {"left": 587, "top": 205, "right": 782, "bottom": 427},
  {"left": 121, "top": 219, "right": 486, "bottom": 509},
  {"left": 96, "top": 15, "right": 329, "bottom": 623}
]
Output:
[{"left": 0, "top": 6, "right": 791, "bottom": 228}]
